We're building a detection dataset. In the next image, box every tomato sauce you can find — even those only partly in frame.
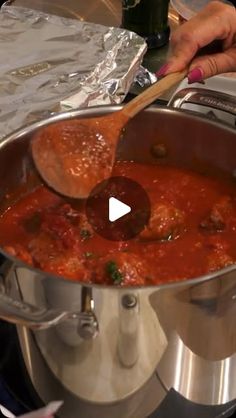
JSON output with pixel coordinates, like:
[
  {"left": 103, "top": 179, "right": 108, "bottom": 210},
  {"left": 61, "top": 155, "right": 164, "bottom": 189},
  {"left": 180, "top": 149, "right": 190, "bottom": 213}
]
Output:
[{"left": 1, "top": 161, "right": 236, "bottom": 286}]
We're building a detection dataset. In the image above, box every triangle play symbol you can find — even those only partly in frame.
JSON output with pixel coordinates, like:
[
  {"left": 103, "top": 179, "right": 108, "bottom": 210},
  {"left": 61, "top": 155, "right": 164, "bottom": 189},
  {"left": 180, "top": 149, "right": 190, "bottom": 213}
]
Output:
[{"left": 109, "top": 197, "right": 131, "bottom": 222}]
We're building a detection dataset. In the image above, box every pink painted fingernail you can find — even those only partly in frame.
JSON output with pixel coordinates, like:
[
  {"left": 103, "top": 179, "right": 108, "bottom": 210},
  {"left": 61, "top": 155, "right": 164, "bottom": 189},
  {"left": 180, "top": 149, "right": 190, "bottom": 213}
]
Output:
[
  {"left": 188, "top": 67, "right": 203, "bottom": 84},
  {"left": 156, "top": 63, "right": 170, "bottom": 77}
]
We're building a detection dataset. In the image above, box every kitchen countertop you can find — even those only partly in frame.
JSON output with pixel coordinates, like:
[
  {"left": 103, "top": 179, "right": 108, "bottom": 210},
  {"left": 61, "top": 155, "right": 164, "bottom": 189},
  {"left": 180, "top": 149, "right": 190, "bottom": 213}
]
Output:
[{"left": 6, "top": 0, "right": 181, "bottom": 102}]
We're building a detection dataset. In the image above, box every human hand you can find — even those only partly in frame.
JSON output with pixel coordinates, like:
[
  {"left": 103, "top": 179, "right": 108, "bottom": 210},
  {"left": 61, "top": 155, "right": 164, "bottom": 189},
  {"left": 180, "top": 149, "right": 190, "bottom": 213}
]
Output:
[{"left": 157, "top": 1, "right": 236, "bottom": 83}]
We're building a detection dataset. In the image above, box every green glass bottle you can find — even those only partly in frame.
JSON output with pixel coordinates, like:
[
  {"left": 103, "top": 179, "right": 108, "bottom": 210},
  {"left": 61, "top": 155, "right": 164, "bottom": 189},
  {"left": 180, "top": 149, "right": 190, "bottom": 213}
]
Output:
[{"left": 122, "top": 0, "right": 170, "bottom": 49}]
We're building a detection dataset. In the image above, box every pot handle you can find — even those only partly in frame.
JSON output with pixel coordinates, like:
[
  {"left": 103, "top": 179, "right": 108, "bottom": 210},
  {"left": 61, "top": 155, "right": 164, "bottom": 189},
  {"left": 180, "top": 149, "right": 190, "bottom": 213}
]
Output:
[
  {"left": 0, "top": 288, "right": 99, "bottom": 336},
  {"left": 169, "top": 87, "right": 236, "bottom": 120},
  {"left": 0, "top": 259, "right": 70, "bottom": 329},
  {"left": 0, "top": 291, "right": 70, "bottom": 330},
  {"left": 0, "top": 261, "right": 99, "bottom": 336}
]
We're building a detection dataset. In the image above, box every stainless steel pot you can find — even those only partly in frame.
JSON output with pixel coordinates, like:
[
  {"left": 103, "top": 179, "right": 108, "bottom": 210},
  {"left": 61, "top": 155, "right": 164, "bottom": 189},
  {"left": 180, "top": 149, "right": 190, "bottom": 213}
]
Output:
[{"left": 0, "top": 89, "right": 236, "bottom": 418}]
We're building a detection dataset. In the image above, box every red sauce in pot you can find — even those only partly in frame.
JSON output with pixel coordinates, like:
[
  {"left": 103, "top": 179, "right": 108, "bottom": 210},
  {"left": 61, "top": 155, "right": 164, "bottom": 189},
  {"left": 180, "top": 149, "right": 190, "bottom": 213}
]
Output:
[{"left": 1, "top": 161, "right": 236, "bottom": 286}]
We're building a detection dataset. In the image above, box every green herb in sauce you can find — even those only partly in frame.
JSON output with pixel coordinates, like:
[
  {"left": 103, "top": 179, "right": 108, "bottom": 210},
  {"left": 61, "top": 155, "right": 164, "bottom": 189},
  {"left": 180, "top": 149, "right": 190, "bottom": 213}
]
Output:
[
  {"left": 80, "top": 229, "right": 91, "bottom": 240},
  {"left": 106, "top": 260, "right": 123, "bottom": 285}
]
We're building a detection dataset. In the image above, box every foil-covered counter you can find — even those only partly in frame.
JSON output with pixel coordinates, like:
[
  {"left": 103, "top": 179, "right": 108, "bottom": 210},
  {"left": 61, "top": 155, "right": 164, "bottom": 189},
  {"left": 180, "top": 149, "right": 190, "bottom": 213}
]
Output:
[{"left": 0, "top": 5, "right": 147, "bottom": 139}]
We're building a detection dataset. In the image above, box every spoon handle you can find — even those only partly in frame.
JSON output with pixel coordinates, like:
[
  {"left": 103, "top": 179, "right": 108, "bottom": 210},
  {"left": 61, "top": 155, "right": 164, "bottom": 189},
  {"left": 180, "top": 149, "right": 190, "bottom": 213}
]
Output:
[{"left": 121, "top": 69, "right": 187, "bottom": 119}]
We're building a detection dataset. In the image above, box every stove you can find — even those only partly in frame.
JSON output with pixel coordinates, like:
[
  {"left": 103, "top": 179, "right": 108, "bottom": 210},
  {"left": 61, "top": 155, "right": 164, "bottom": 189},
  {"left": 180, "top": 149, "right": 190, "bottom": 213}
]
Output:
[
  {"left": 0, "top": 318, "right": 235, "bottom": 418},
  {"left": 0, "top": 321, "right": 41, "bottom": 416}
]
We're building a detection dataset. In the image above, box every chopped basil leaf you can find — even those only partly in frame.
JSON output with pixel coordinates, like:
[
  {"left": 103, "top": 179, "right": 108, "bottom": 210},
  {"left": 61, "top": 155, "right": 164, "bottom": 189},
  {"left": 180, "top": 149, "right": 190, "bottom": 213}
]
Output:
[
  {"left": 80, "top": 229, "right": 91, "bottom": 240},
  {"left": 106, "top": 260, "right": 123, "bottom": 285}
]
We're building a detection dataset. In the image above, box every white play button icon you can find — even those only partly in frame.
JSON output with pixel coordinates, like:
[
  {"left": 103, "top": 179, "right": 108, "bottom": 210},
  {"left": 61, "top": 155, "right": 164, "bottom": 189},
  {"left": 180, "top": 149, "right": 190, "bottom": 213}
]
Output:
[
  {"left": 86, "top": 176, "right": 150, "bottom": 241},
  {"left": 109, "top": 197, "right": 131, "bottom": 222}
]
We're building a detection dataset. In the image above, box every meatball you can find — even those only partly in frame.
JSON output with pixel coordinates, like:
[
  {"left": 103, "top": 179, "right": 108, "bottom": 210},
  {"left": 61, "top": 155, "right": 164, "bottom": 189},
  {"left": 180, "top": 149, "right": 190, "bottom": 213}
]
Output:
[
  {"left": 40, "top": 203, "right": 93, "bottom": 248},
  {"left": 43, "top": 254, "right": 88, "bottom": 280},
  {"left": 92, "top": 252, "right": 151, "bottom": 286},
  {"left": 140, "top": 202, "right": 185, "bottom": 241},
  {"left": 200, "top": 196, "right": 234, "bottom": 232},
  {"left": 40, "top": 204, "right": 93, "bottom": 248},
  {"left": 41, "top": 211, "right": 81, "bottom": 250},
  {"left": 4, "top": 245, "right": 33, "bottom": 265},
  {"left": 206, "top": 236, "right": 234, "bottom": 273},
  {"left": 29, "top": 232, "right": 88, "bottom": 281},
  {"left": 207, "top": 250, "right": 234, "bottom": 272}
]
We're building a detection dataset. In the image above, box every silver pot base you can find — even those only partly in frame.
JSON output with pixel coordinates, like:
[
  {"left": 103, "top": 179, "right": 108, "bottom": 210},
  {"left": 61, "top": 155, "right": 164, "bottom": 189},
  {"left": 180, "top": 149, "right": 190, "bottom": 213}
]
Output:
[{"left": 17, "top": 325, "right": 166, "bottom": 418}]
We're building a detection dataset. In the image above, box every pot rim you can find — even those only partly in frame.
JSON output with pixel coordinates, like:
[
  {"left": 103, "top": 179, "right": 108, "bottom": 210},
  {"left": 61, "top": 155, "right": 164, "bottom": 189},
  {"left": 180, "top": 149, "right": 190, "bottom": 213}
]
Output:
[
  {"left": 0, "top": 104, "right": 235, "bottom": 149},
  {"left": 2, "top": 246, "right": 236, "bottom": 291}
]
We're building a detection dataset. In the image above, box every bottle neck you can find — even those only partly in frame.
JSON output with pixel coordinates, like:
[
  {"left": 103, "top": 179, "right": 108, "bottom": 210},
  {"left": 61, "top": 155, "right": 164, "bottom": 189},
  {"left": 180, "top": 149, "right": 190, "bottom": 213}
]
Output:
[{"left": 122, "top": 0, "right": 170, "bottom": 49}]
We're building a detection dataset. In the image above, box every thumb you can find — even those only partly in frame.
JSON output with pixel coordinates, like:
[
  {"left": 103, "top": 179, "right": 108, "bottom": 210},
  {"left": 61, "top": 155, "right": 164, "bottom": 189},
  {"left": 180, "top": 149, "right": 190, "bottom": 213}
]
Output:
[{"left": 188, "top": 47, "right": 236, "bottom": 83}]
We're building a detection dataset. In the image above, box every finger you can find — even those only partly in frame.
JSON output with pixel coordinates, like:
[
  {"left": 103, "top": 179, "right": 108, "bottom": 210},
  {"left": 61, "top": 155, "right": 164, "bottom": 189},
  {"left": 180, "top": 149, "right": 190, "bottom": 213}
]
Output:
[
  {"left": 187, "top": 47, "right": 236, "bottom": 82},
  {"left": 156, "top": 32, "right": 201, "bottom": 76},
  {"left": 158, "top": 1, "right": 236, "bottom": 75}
]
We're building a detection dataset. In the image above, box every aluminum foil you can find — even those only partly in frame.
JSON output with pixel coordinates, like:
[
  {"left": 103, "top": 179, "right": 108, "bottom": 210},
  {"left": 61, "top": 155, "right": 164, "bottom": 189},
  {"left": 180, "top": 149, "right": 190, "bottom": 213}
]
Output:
[{"left": 0, "top": 5, "right": 148, "bottom": 139}]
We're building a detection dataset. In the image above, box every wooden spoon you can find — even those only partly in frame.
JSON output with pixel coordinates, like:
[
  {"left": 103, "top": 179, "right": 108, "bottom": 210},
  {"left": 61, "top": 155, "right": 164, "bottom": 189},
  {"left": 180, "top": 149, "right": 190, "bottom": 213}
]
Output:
[{"left": 32, "top": 70, "right": 187, "bottom": 199}]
